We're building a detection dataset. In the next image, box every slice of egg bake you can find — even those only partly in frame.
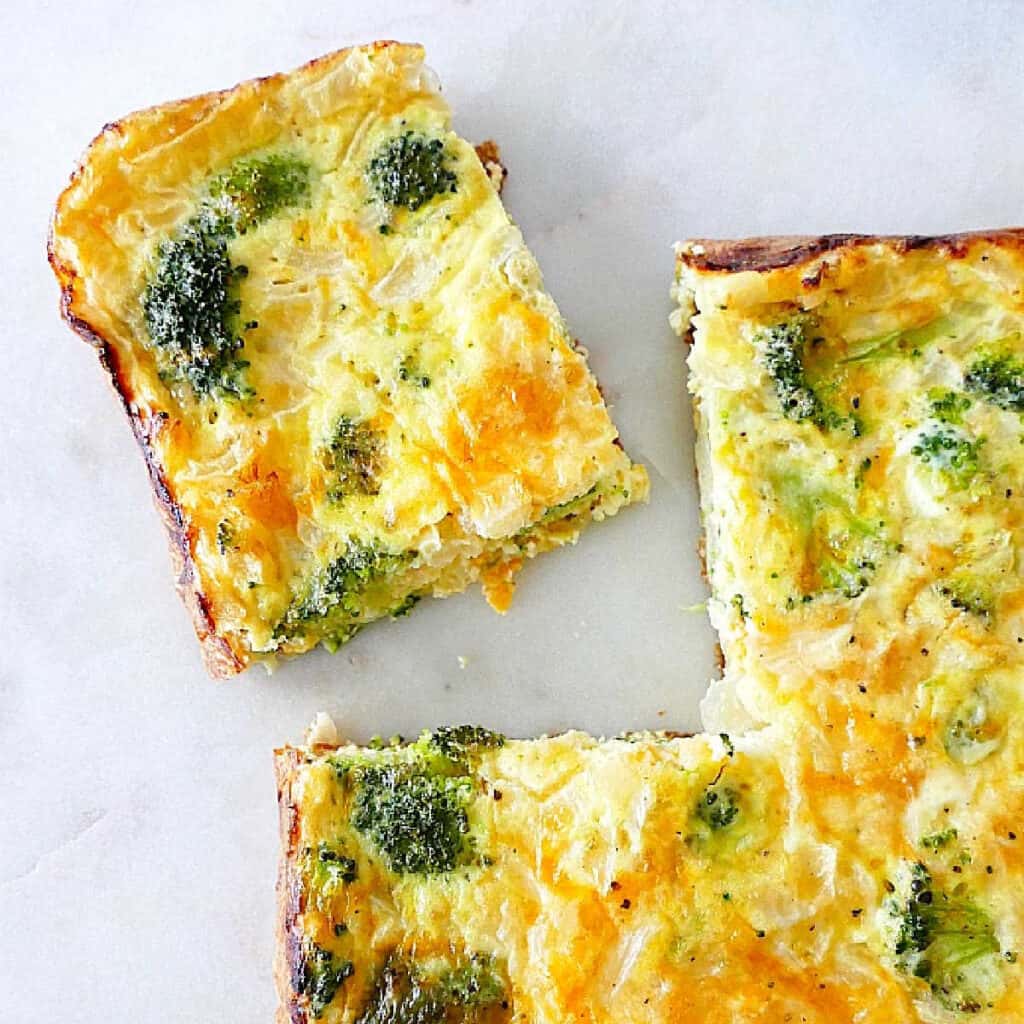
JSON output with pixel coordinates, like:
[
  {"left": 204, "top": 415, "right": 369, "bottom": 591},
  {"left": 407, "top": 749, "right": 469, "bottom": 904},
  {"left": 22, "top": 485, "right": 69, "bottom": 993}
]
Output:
[
  {"left": 48, "top": 43, "right": 647, "bottom": 677},
  {"left": 276, "top": 723, "right": 1024, "bottom": 1022},
  {"left": 672, "top": 233, "right": 1024, "bottom": 748}
]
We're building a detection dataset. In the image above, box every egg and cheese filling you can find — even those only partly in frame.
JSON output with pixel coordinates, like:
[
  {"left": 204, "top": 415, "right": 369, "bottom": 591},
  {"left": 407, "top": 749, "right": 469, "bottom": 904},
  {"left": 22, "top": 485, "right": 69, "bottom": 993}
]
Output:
[
  {"left": 50, "top": 44, "right": 647, "bottom": 672},
  {"left": 673, "top": 238, "right": 1024, "bottom": 746},
  {"left": 276, "top": 725, "right": 1024, "bottom": 1023}
]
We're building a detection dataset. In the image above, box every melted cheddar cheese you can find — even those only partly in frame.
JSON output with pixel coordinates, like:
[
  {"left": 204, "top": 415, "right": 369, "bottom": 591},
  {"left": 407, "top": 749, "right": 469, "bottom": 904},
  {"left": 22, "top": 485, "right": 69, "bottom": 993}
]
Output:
[{"left": 49, "top": 43, "right": 647, "bottom": 674}]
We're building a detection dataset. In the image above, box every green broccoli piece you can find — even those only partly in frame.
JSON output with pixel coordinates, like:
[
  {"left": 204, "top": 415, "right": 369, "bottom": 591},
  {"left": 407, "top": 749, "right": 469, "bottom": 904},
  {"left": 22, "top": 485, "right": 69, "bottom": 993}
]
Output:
[
  {"left": 929, "top": 389, "right": 972, "bottom": 425},
  {"left": 938, "top": 578, "right": 993, "bottom": 620},
  {"left": 142, "top": 221, "right": 251, "bottom": 399},
  {"left": 817, "top": 555, "right": 877, "bottom": 600},
  {"left": 203, "top": 153, "right": 310, "bottom": 235},
  {"left": 356, "top": 955, "right": 505, "bottom": 1024},
  {"left": 911, "top": 427, "right": 984, "bottom": 488},
  {"left": 366, "top": 131, "right": 457, "bottom": 212},
  {"left": 921, "top": 828, "right": 959, "bottom": 851},
  {"left": 757, "top": 319, "right": 843, "bottom": 429},
  {"left": 295, "top": 941, "right": 354, "bottom": 1019},
  {"left": 389, "top": 593, "right": 422, "bottom": 618},
  {"left": 426, "top": 726, "right": 506, "bottom": 764},
  {"left": 142, "top": 152, "right": 311, "bottom": 400},
  {"left": 694, "top": 779, "right": 741, "bottom": 831},
  {"left": 312, "top": 841, "right": 357, "bottom": 883},
  {"left": 517, "top": 487, "right": 599, "bottom": 536},
  {"left": 349, "top": 761, "right": 473, "bottom": 875},
  {"left": 767, "top": 465, "right": 884, "bottom": 604},
  {"left": 398, "top": 354, "right": 432, "bottom": 388},
  {"left": 839, "top": 316, "right": 956, "bottom": 365},
  {"left": 301, "top": 840, "right": 358, "bottom": 914},
  {"left": 964, "top": 351, "right": 1024, "bottom": 412},
  {"left": 276, "top": 542, "right": 407, "bottom": 645},
  {"left": 441, "top": 958, "right": 505, "bottom": 1008},
  {"left": 884, "top": 861, "right": 1006, "bottom": 1013},
  {"left": 943, "top": 687, "right": 1004, "bottom": 766},
  {"left": 321, "top": 416, "right": 384, "bottom": 501}
]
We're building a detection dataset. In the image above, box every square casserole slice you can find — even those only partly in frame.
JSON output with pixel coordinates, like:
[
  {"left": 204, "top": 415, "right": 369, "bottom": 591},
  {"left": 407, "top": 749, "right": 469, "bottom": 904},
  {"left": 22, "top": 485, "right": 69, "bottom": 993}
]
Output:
[
  {"left": 673, "top": 233, "right": 1024, "bottom": 746},
  {"left": 49, "top": 43, "right": 647, "bottom": 676},
  {"left": 274, "top": 723, "right": 1024, "bottom": 1022}
]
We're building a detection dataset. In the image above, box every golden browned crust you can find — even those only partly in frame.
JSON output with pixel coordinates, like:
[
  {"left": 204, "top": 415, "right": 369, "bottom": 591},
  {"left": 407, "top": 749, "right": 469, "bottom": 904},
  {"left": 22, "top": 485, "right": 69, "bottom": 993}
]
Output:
[
  {"left": 47, "top": 43, "right": 507, "bottom": 679},
  {"left": 474, "top": 140, "right": 507, "bottom": 192},
  {"left": 676, "top": 228, "right": 1024, "bottom": 274},
  {"left": 47, "top": 266, "right": 247, "bottom": 677},
  {"left": 274, "top": 748, "right": 307, "bottom": 1024}
]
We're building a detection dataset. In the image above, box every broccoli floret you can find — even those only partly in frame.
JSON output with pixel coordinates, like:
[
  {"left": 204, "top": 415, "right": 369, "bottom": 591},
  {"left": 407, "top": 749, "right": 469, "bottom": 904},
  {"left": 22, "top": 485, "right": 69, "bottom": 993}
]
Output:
[
  {"left": 349, "top": 762, "right": 472, "bottom": 875},
  {"left": 356, "top": 955, "right": 505, "bottom": 1024},
  {"left": 321, "top": 416, "right": 384, "bottom": 501},
  {"left": 943, "top": 687, "right": 1004, "bottom": 765},
  {"left": 929, "top": 389, "right": 972, "bottom": 425},
  {"left": 921, "top": 828, "right": 959, "bottom": 851},
  {"left": 840, "top": 316, "right": 956, "bottom": 365},
  {"left": 964, "top": 351, "right": 1024, "bottom": 412},
  {"left": 312, "top": 841, "right": 358, "bottom": 883},
  {"left": 768, "top": 465, "right": 885, "bottom": 604},
  {"left": 911, "top": 427, "right": 984, "bottom": 488},
  {"left": 301, "top": 840, "right": 358, "bottom": 914},
  {"left": 142, "top": 152, "right": 311, "bottom": 400},
  {"left": 304, "top": 544, "right": 399, "bottom": 617},
  {"left": 426, "top": 726, "right": 506, "bottom": 764},
  {"left": 389, "top": 593, "right": 421, "bottom": 618},
  {"left": 295, "top": 941, "right": 354, "bottom": 1019},
  {"left": 757, "top": 319, "right": 843, "bottom": 429},
  {"left": 398, "top": 354, "right": 432, "bottom": 388},
  {"left": 891, "top": 863, "right": 934, "bottom": 958},
  {"left": 276, "top": 542, "right": 407, "bottom": 644},
  {"left": 519, "top": 486, "right": 599, "bottom": 535},
  {"left": 694, "top": 779, "right": 741, "bottom": 831},
  {"left": 203, "top": 153, "right": 310, "bottom": 235},
  {"left": 938, "top": 578, "right": 993, "bottom": 620},
  {"left": 817, "top": 555, "right": 877, "bottom": 600},
  {"left": 142, "top": 221, "right": 251, "bottom": 399},
  {"left": 441, "top": 958, "right": 505, "bottom": 1008},
  {"left": 884, "top": 862, "right": 1006, "bottom": 1013},
  {"left": 366, "top": 131, "right": 457, "bottom": 212}
]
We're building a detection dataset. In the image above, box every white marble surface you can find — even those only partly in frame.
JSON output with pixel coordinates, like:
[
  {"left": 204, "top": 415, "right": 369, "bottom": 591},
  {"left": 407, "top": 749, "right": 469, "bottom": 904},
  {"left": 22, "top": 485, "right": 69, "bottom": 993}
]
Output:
[{"left": 4, "top": 1, "right": 1024, "bottom": 1017}]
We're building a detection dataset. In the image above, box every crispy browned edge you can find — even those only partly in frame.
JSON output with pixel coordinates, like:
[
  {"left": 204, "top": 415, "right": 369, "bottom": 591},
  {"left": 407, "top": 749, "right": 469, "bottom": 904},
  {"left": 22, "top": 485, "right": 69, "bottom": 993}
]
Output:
[
  {"left": 675, "top": 229, "right": 1024, "bottom": 676},
  {"left": 675, "top": 229, "right": 1024, "bottom": 275},
  {"left": 275, "top": 746, "right": 312, "bottom": 1024},
  {"left": 46, "top": 42, "right": 506, "bottom": 680}
]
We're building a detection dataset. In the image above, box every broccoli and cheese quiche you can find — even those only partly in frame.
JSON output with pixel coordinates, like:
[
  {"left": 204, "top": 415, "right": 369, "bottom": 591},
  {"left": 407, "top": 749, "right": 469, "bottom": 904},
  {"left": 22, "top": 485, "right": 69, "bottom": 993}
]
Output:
[
  {"left": 49, "top": 42, "right": 647, "bottom": 676},
  {"left": 672, "top": 233, "right": 1024, "bottom": 746},
  {"left": 276, "top": 722, "right": 1024, "bottom": 1022}
]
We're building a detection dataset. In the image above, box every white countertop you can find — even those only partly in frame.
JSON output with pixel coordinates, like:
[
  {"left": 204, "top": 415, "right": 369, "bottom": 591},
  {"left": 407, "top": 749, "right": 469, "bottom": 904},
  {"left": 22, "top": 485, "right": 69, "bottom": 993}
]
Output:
[{"left": 4, "top": 1, "right": 1023, "bottom": 1017}]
